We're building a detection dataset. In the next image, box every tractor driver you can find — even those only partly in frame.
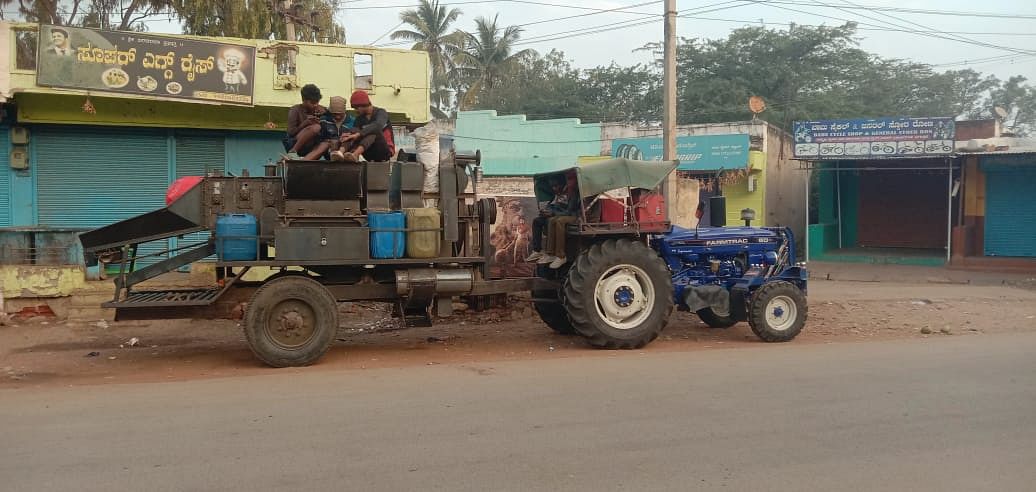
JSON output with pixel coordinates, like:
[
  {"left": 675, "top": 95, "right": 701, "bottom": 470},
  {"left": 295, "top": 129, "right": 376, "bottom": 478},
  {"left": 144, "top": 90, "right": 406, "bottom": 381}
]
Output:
[{"left": 526, "top": 174, "right": 579, "bottom": 269}]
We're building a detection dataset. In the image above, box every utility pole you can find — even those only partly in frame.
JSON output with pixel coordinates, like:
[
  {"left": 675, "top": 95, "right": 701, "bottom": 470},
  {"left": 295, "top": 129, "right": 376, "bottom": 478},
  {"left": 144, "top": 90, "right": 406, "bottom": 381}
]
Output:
[
  {"left": 663, "top": 0, "right": 678, "bottom": 220},
  {"left": 281, "top": 0, "right": 297, "bottom": 42},
  {"left": 280, "top": 0, "right": 297, "bottom": 66}
]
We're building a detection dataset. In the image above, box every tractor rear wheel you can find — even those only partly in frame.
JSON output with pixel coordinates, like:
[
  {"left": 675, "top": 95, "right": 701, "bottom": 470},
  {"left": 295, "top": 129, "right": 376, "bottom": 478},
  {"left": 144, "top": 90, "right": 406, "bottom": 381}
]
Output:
[
  {"left": 748, "top": 281, "right": 807, "bottom": 342},
  {"left": 696, "top": 308, "right": 737, "bottom": 328},
  {"left": 244, "top": 276, "right": 339, "bottom": 367},
  {"left": 563, "top": 239, "right": 673, "bottom": 349}
]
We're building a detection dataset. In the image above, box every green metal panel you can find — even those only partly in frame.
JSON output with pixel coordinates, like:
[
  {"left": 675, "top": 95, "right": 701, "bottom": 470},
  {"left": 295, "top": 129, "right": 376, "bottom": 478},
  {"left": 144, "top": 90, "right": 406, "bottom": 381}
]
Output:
[
  {"left": 0, "top": 127, "right": 10, "bottom": 227},
  {"left": 35, "top": 126, "right": 171, "bottom": 264},
  {"left": 839, "top": 171, "right": 859, "bottom": 248},
  {"left": 984, "top": 166, "right": 1036, "bottom": 257}
]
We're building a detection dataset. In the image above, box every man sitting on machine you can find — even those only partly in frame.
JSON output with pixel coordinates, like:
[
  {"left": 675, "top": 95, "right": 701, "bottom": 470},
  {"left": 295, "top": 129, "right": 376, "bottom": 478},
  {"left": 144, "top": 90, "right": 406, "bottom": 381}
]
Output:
[
  {"left": 336, "top": 90, "right": 396, "bottom": 162},
  {"left": 302, "top": 96, "right": 356, "bottom": 161},
  {"left": 283, "top": 84, "right": 325, "bottom": 159}
]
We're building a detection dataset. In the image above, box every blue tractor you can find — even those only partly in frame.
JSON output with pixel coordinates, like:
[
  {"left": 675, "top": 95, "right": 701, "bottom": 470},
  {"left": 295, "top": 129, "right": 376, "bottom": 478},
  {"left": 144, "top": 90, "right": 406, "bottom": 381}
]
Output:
[
  {"left": 529, "top": 159, "right": 807, "bottom": 347},
  {"left": 653, "top": 221, "right": 808, "bottom": 342}
]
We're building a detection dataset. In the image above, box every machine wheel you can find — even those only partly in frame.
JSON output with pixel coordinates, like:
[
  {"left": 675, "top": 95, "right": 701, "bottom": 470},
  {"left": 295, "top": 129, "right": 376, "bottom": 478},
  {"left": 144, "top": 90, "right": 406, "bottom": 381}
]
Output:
[
  {"left": 244, "top": 276, "right": 339, "bottom": 367},
  {"left": 532, "top": 289, "right": 577, "bottom": 335},
  {"left": 563, "top": 239, "right": 674, "bottom": 349},
  {"left": 748, "top": 281, "right": 807, "bottom": 342},
  {"left": 696, "top": 308, "right": 737, "bottom": 328}
]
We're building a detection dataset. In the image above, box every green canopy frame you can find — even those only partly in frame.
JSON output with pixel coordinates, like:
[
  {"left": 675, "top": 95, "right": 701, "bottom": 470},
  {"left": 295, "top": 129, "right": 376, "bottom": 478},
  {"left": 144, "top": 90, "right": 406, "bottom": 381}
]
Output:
[{"left": 532, "top": 158, "right": 679, "bottom": 233}]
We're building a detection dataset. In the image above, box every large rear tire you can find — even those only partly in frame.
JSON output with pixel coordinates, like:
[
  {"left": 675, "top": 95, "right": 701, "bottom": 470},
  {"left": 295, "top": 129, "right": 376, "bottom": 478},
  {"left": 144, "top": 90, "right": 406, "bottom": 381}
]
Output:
[
  {"left": 748, "top": 281, "right": 807, "bottom": 342},
  {"left": 563, "top": 239, "right": 674, "bottom": 349},
  {"left": 244, "top": 276, "right": 339, "bottom": 367},
  {"left": 532, "top": 289, "right": 577, "bottom": 335}
]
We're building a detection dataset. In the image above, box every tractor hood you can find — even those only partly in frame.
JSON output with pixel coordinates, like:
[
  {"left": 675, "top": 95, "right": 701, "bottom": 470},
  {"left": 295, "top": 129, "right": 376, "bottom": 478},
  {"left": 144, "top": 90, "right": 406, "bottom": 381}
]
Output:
[{"left": 665, "top": 226, "right": 779, "bottom": 245}]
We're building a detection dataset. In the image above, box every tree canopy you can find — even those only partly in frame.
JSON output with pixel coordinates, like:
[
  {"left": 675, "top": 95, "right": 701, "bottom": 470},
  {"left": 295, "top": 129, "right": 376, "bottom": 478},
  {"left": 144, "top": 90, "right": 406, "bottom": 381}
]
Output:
[{"left": 464, "top": 23, "right": 1036, "bottom": 135}]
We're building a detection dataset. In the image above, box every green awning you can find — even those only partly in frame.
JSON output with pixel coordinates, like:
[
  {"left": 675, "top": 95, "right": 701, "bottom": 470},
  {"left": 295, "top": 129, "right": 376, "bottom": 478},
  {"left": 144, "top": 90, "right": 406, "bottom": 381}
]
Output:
[{"left": 533, "top": 158, "right": 678, "bottom": 201}]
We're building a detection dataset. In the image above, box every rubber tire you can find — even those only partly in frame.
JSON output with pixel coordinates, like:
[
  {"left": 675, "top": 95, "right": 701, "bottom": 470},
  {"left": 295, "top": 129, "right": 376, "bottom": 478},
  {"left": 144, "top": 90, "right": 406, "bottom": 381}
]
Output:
[
  {"left": 244, "top": 276, "right": 339, "bottom": 367},
  {"left": 563, "top": 239, "right": 674, "bottom": 349},
  {"left": 696, "top": 308, "right": 737, "bottom": 328},
  {"left": 748, "top": 280, "right": 807, "bottom": 343},
  {"left": 533, "top": 289, "right": 577, "bottom": 335}
]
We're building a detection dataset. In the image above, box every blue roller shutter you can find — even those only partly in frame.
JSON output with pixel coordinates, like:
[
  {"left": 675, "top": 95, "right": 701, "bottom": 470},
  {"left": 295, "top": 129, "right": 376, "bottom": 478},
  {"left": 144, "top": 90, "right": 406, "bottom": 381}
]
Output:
[
  {"left": 174, "top": 132, "right": 225, "bottom": 260},
  {"left": 984, "top": 166, "right": 1036, "bottom": 257},
  {"left": 35, "top": 126, "right": 171, "bottom": 264},
  {"left": 0, "top": 128, "right": 10, "bottom": 226}
]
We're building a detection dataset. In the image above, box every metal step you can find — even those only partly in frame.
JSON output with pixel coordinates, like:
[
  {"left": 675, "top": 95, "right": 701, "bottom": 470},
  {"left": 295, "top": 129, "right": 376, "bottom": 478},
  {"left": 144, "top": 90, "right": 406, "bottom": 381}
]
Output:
[{"left": 102, "top": 288, "right": 223, "bottom": 308}]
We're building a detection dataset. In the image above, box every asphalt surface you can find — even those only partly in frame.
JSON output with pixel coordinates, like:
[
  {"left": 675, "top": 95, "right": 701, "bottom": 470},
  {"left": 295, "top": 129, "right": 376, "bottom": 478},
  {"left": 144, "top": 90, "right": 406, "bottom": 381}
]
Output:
[{"left": 3, "top": 333, "right": 1035, "bottom": 491}]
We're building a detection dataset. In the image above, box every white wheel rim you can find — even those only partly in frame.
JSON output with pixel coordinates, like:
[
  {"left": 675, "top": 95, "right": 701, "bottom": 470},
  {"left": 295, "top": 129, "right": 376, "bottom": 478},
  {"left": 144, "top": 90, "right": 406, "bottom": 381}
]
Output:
[
  {"left": 765, "top": 295, "right": 797, "bottom": 332},
  {"left": 593, "top": 264, "right": 655, "bottom": 330}
]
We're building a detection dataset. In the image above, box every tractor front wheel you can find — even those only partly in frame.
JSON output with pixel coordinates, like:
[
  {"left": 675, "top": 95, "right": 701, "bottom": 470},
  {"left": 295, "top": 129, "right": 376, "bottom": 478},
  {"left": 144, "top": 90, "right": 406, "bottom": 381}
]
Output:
[
  {"left": 244, "top": 276, "right": 339, "bottom": 367},
  {"left": 748, "top": 281, "right": 807, "bottom": 342},
  {"left": 563, "top": 239, "right": 673, "bottom": 349}
]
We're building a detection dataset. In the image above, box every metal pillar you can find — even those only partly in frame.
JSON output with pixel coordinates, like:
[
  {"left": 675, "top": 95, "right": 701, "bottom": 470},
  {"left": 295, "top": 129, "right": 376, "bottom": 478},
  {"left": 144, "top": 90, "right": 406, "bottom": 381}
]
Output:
[
  {"left": 946, "top": 158, "right": 953, "bottom": 263},
  {"left": 836, "top": 162, "right": 843, "bottom": 249}
]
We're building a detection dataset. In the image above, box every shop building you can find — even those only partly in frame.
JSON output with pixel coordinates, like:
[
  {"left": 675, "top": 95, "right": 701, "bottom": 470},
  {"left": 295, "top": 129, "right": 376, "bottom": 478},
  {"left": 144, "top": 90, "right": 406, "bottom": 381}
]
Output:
[
  {"left": 456, "top": 113, "right": 802, "bottom": 243},
  {"left": 0, "top": 22, "right": 430, "bottom": 303},
  {"left": 795, "top": 116, "right": 958, "bottom": 266},
  {"left": 953, "top": 135, "right": 1036, "bottom": 269}
]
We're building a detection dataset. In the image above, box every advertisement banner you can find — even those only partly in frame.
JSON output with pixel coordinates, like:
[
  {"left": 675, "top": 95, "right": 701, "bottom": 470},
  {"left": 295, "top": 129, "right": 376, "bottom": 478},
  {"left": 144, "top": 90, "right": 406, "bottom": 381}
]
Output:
[
  {"left": 792, "top": 117, "right": 955, "bottom": 159},
  {"left": 610, "top": 134, "right": 750, "bottom": 171},
  {"left": 36, "top": 25, "right": 255, "bottom": 105}
]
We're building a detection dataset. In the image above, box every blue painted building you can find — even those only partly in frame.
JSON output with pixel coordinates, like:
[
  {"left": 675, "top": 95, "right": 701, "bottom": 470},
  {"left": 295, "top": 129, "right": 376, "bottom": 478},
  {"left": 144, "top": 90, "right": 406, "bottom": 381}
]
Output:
[{"left": 0, "top": 124, "right": 283, "bottom": 229}]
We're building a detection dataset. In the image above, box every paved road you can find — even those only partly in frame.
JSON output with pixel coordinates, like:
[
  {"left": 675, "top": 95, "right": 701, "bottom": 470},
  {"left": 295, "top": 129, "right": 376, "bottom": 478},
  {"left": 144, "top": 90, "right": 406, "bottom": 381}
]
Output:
[{"left": 3, "top": 334, "right": 1035, "bottom": 491}]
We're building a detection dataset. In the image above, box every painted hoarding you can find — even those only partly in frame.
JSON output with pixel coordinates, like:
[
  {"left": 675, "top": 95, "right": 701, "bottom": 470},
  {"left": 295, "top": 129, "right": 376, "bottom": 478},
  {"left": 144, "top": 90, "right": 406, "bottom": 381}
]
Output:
[
  {"left": 610, "top": 134, "right": 750, "bottom": 171},
  {"left": 792, "top": 117, "right": 955, "bottom": 159},
  {"left": 37, "top": 25, "right": 255, "bottom": 105}
]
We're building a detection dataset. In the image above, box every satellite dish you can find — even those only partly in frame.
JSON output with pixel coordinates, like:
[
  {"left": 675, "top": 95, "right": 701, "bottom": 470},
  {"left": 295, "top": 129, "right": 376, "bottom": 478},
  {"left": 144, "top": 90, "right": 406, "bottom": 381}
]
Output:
[
  {"left": 749, "top": 96, "right": 767, "bottom": 114},
  {"left": 993, "top": 106, "right": 1009, "bottom": 121}
]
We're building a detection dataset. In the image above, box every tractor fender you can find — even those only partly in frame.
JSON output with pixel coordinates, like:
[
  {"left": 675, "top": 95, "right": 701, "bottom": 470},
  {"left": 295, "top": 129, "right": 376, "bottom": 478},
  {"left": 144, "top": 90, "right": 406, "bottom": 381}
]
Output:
[{"left": 683, "top": 284, "right": 731, "bottom": 314}]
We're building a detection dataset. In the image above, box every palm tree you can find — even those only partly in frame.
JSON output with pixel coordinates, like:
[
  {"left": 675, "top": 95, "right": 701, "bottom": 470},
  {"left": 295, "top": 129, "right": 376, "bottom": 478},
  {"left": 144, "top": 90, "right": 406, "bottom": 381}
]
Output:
[
  {"left": 390, "top": 0, "right": 464, "bottom": 116},
  {"left": 454, "top": 15, "right": 536, "bottom": 110}
]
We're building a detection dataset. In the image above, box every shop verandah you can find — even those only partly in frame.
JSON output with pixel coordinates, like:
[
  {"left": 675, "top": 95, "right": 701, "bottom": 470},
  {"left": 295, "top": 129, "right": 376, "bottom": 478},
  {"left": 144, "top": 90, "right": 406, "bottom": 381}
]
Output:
[{"left": 803, "top": 159, "right": 959, "bottom": 266}]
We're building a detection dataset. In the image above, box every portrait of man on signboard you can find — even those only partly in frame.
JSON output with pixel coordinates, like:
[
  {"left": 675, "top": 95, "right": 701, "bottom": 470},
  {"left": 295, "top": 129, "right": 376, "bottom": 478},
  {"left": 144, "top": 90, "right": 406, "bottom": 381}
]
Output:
[{"left": 45, "top": 27, "right": 74, "bottom": 57}]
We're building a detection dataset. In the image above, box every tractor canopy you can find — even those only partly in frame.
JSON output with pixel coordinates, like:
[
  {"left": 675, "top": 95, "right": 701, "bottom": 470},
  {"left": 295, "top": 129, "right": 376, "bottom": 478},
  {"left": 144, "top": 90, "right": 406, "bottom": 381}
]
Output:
[{"left": 532, "top": 158, "right": 679, "bottom": 202}]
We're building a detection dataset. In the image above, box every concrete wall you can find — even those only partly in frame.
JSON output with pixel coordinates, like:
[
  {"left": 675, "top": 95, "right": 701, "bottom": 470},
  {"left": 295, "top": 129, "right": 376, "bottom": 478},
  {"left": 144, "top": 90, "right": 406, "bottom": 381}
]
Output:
[
  {"left": 455, "top": 111, "right": 601, "bottom": 176},
  {"left": 721, "top": 152, "right": 767, "bottom": 226},
  {"left": 762, "top": 124, "right": 806, "bottom": 245}
]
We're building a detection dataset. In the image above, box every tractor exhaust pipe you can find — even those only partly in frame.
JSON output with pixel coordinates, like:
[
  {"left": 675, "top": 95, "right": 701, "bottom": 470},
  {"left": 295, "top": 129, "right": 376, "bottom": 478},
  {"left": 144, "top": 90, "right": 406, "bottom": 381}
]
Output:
[{"left": 709, "top": 196, "right": 726, "bottom": 227}]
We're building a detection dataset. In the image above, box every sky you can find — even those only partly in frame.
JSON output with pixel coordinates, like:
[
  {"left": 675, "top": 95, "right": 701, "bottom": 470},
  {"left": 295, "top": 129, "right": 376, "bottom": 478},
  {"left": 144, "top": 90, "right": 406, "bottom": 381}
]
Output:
[{"left": 335, "top": 0, "right": 1036, "bottom": 84}]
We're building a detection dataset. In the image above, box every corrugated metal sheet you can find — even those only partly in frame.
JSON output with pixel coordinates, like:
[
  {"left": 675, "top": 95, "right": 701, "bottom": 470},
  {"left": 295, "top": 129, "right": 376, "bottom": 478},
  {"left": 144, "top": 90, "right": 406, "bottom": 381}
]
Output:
[
  {"left": 984, "top": 167, "right": 1036, "bottom": 257},
  {"left": 0, "top": 127, "right": 10, "bottom": 226},
  {"left": 36, "top": 126, "right": 171, "bottom": 264},
  {"left": 175, "top": 132, "right": 225, "bottom": 177},
  {"left": 36, "top": 126, "right": 169, "bottom": 226},
  {"left": 174, "top": 132, "right": 224, "bottom": 260}
]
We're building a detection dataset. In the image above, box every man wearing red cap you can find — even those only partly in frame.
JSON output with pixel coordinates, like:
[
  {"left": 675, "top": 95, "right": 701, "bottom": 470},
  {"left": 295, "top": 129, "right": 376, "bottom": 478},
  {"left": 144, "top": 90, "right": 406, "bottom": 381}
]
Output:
[{"left": 339, "top": 90, "right": 395, "bottom": 162}]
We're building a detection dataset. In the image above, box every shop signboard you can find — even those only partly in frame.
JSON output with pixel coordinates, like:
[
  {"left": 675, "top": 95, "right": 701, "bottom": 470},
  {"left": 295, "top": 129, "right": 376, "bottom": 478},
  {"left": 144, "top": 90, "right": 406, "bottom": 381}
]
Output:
[
  {"left": 792, "top": 117, "right": 955, "bottom": 159},
  {"left": 36, "top": 25, "right": 255, "bottom": 105},
  {"left": 610, "top": 134, "right": 750, "bottom": 171}
]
